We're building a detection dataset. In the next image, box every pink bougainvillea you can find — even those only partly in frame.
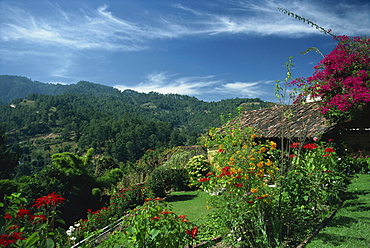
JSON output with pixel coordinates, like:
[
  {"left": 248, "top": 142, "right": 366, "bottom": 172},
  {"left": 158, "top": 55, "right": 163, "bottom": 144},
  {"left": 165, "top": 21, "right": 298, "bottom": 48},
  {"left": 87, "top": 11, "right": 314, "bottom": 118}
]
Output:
[{"left": 291, "top": 36, "right": 370, "bottom": 122}]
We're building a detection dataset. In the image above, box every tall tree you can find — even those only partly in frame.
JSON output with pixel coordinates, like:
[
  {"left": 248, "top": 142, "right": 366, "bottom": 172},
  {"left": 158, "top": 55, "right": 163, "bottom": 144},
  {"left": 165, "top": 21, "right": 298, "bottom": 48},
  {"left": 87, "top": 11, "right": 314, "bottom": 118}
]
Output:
[{"left": 0, "top": 126, "right": 18, "bottom": 179}]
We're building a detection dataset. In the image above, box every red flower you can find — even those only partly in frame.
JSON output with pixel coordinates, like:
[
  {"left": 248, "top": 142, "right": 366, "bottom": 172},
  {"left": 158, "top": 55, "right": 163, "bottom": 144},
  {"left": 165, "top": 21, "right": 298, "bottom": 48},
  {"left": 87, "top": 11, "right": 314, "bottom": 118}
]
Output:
[
  {"left": 198, "top": 178, "right": 210, "bottom": 182},
  {"left": 290, "top": 142, "right": 300, "bottom": 148},
  {"left": 303, "top": 143, "right": 318, "bottom": 150},
  {"left": 153, "top": 197, "right": 162, "bottom": 201},
  {"left": 233, "top": 183, "right": 244, "bottom": 187},
  {"left": 160, "top": 211, "right": 172, "bottom": 214},
  {"left": 222, "top": 166, "right": 231, "bottom": 172},
  {"left": 290, "top": 154, "right": 297, "bottom": 158},
  {"left": 3, "top": 213, "right": 12, "bottom": 220},
  {"left": 218, "top": 149, "right": 224, "bottom": 153},
  {"left": 32, "top": 192, "right": 65, "bottom": 208},
  {"left": 324, "top": 147, "right": 335, "bottom": 153},
  {"left": 324, "top": 170, "right": 332, "bottom": 173},
  {"left": 205, "top": 172, "right": 214, "bottom": 176},
  {"left": 0, "top": 232, "right": 25, "bottom": 247},
  {"left": 8, "top": 224, "right": 19, "bottom": 230},
  {"left": 150, "top": 216, "right": 160, "bottom": 220},
  {"left": 186, "top": 226, "right": 198, "bottom": 239},
  {"left": 247, "top": 201, "right": 254, "bottom": 204},
  {"left": 144, "top": 198, "right": 153, "bottom": 202},
  {"left": 178, "top": 215, "right": 187, "bottom": 219},
  {"left": 322, "top": 154, "right": 331, "bottom": 157},
  {"left": 30, "top": 215, "right": 47, "bottom": 223},
  {"left": 16, "top": 209, "right": 31, "bottom": 219}
]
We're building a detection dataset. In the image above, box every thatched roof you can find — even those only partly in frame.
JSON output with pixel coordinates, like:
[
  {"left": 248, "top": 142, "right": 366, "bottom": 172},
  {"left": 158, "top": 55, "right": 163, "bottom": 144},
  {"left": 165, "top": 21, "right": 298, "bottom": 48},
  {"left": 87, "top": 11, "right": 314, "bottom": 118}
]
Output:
[{"left": 233, "top": 103, "right": 335, "bottom": 139}]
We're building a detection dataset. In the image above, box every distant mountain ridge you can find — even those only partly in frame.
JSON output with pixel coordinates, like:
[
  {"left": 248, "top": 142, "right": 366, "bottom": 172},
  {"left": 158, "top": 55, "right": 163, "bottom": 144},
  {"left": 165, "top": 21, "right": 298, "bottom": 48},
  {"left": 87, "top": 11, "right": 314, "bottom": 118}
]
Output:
[{"left": 0, "top": 75, "right": 122, "bottom": 104}]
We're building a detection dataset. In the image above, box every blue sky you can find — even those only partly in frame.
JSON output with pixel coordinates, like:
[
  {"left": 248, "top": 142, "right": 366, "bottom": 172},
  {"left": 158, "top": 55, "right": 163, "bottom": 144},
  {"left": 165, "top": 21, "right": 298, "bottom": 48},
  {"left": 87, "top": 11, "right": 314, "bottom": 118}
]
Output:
[{"left": 1, "top": 0, "right": 369, "bottom": 102}]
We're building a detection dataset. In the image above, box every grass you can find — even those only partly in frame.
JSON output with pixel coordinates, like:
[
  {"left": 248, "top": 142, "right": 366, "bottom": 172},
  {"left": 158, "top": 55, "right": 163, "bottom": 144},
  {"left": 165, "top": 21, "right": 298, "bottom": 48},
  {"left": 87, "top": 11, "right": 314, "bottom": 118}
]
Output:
[
  {"left": 165, "top": 190, "right": 213, "bottom": 225},
  {"left": 307, "top": 174, "right": 370, "bottom": 248}
]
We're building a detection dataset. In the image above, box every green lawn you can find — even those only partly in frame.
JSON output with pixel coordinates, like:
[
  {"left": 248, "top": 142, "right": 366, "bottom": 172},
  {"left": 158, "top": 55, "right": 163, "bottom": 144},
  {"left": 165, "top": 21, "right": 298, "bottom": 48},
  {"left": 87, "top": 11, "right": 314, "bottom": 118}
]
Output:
[
  {"left": 307, "top": 174, "right": 370, "bottom": 248},
  {"left": 165, "top": 191, "right": 213, "bottom": 225}
]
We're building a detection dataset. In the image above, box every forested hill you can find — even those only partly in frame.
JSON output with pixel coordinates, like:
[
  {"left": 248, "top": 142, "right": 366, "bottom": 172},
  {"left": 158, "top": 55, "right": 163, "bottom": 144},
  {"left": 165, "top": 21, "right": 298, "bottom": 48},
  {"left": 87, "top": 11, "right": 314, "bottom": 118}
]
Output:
[
  {"left": 0, "top": 75, "right": 122, "bottom": 104},
  {"left": 0, "top": 75, "right": 274, "bottom": 174}
]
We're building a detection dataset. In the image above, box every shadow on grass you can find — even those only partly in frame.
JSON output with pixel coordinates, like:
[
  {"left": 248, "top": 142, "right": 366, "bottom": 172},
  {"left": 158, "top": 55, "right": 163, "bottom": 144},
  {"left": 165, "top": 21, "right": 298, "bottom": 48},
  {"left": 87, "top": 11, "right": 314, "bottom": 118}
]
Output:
[
  {"left": 165, "top": 194, "right": 197, "bottom": 202},
  {"left": 325, "top": 215, "right": 358, "bottom": 228},
  {"left": 311, "top": 233, "right": 367, "bottom": 246}
]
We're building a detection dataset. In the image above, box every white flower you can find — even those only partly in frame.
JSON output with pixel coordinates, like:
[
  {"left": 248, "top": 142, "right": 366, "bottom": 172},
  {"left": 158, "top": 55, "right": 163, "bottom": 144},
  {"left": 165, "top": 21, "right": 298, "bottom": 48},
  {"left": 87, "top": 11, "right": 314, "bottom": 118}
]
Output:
[{"left": 70, "top": 236, "right": 77, "bottom": 241}]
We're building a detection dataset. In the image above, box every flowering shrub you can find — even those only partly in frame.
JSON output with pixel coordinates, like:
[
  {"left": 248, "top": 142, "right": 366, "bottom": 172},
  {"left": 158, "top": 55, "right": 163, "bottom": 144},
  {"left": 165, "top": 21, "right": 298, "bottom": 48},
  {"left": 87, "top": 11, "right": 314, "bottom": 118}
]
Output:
[
  {"left": 198, "top": 124, "right": 281, "bottom": 247},
  {"left": 291, "top": 36, "right": 370, "bottom": 121},
  {"left": 284, "top": 140, "right": 346, "bottom": 223},
  {"left": 196, "top": 122, "right": 349, "bottom": 246},
  {"left": 185, "top": 155, "right": 211, "bottom": 188},
  {"left": 67, "top": 183, "right": 153, "bottom": 244},
  {"left": 0, "top": 192, "right": 67, "bottom": 247},
  {"left": 97, "top": 199, "right": 196, "bottom": 247}
]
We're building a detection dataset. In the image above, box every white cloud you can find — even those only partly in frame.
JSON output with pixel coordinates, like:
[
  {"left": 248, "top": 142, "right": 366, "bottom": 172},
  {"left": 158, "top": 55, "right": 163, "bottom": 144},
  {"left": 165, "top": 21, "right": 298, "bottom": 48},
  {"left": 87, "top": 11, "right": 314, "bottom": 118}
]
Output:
[
  {"left": 114, "top": 72, "right": 220, "bottom": 95},
  {"left": 175, "top": 0, "right": 370, "bottom": 36},
  {"left": 1, "top": 1, "right": 369, "bottom": 55},
  {"left": 114, "top": 72, "right": 270, "bottom": 100}
]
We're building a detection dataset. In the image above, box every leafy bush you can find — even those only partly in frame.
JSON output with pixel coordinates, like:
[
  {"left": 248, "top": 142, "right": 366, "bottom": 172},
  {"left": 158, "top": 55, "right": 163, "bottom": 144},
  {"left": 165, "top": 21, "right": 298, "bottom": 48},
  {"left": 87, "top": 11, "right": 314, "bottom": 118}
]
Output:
[
  {"left": 147, "top": 167, "right": 189, "bottom": 198},
  {"left": 185, "top": 155, "right": 210, "bottom": 188},
  {"left": 97, "top": 199, "right": 196, "bottom": 247},
  {"left": 197, "top": 124, "right": 348, "bottom": 246}
]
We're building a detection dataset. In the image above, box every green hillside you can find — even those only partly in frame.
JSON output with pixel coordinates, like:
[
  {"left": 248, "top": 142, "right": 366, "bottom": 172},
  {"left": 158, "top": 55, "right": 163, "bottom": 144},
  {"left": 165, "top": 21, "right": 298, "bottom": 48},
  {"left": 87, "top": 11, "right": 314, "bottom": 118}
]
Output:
[{"left": 0, "top": 75, "right": 274, "bottom": 177}]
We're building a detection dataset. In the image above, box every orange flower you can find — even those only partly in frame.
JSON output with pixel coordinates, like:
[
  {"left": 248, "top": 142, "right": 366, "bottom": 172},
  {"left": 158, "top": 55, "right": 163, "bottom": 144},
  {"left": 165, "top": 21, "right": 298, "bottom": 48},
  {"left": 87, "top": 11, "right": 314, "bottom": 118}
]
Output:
[{"left": 250, "top": 189, "right": 258, "bottom": 193}]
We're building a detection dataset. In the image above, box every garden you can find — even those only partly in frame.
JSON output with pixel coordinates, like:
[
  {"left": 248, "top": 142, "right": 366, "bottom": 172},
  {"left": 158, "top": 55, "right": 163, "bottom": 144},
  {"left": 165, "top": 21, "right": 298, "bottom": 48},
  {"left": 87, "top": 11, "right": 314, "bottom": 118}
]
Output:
[{"left": 1, "top": 12, "right": 370, "bottom": 248}]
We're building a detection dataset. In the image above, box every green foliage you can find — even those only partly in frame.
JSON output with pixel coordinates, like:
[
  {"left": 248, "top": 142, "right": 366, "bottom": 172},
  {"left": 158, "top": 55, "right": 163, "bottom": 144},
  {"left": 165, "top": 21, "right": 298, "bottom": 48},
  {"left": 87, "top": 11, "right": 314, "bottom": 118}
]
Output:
[
  {"left": 0, "top": 192, "right": 67, "bottom": 247},
  {"left": 97, "top": 168, "right": 124, "bottom": 189},
  {"left": 196, "top": 121, "right": 349, "bottom": 246},
  {"left": 307, "top": 174, "right": 370, "bottom": 247},
  {"left": 0, "top": 180, "right": 20, "bottom": 208},
  {"left": 67, "top": 184, "right": 153, "bottom": 245},
  {"left": 162, "top": 149, "right": 200, "bottom": 169},
  {"left": 0, "top": 126, "right": 18, "bottom": 179},
  {"left": 19, "top": 151, "right": 102, "bottom": 226},
  {"left": 97, "top": 200, "right": 195, "bottom": 248},
  {"left": 0, "top": 75, "right": 274, "bottom": 174},
  {"left": 185, "top": 155, "right": 211, "bottom": 188},
  {"left": 148, "top": 167, "right": 189, "bottom": 198}
]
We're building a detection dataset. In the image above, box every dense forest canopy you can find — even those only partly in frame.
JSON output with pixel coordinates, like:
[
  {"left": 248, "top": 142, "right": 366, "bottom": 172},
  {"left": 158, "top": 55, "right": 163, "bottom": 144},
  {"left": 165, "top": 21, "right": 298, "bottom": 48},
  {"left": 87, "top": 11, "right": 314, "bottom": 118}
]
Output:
[{"left": 0, "top": 75, "right": 274, "bottom": 176}]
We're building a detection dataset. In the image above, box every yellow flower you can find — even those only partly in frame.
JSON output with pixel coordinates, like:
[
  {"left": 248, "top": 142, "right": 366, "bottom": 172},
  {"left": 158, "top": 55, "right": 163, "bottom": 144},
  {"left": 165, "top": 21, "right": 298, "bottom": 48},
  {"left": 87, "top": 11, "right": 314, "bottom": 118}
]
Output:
[
  {"left": 265, "top": 159, "right": 273, "bottom": 166},
  {"left": 270, "top": 141, "right": 277, "bottom": 149}
]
